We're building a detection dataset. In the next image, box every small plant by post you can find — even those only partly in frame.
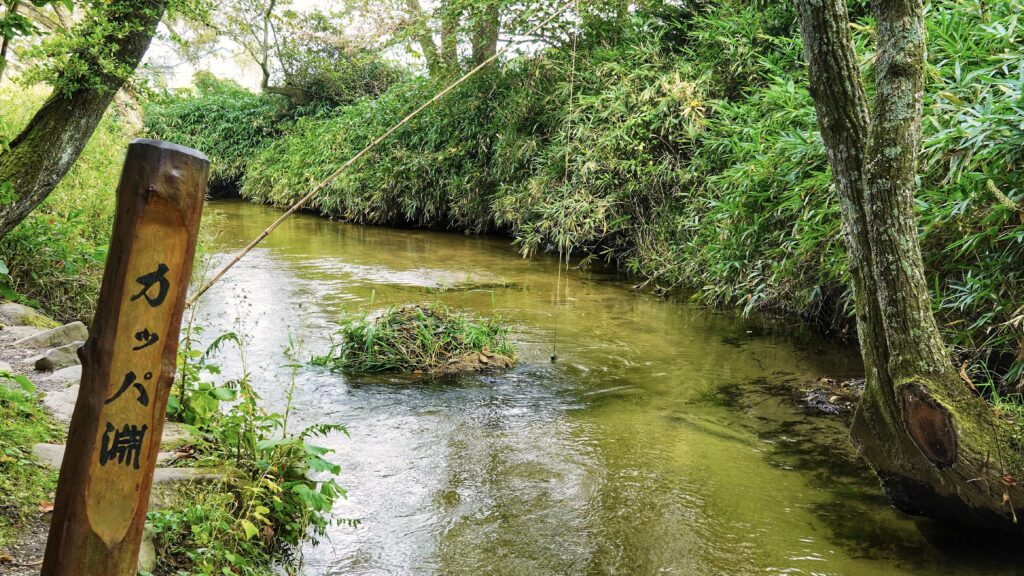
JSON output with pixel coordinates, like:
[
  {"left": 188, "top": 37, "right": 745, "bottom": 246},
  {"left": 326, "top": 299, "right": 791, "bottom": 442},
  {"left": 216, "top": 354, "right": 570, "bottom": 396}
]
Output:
[{"left": 41, "top": 139, "right": 208, "bottom": 575}]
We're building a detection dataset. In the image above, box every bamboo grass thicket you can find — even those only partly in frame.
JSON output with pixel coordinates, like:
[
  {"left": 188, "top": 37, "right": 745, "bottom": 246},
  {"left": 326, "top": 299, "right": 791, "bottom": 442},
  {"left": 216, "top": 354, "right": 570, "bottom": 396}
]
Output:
[{"left": 148, "top": 0, "right": 1024, "bottom": 393}]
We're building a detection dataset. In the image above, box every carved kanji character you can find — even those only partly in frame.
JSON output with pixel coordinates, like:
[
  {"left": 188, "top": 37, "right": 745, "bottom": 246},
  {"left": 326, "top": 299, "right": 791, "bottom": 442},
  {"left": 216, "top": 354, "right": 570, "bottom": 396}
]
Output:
[
  {"left": 99, "top": 422, "right": 148, "bottom": 469},
  {"left": 105, "top": 371, "right": 151, "bottom": 407},
  {"left": 130, "top": 263, "right": 170, "bottom": 307}
]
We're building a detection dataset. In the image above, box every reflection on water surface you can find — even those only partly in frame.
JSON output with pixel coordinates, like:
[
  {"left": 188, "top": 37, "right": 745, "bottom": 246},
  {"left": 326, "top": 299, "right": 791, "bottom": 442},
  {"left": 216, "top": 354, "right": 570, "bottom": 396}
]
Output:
[{"left": 194, "top": 201, "right": 1018, "bottom": 575}]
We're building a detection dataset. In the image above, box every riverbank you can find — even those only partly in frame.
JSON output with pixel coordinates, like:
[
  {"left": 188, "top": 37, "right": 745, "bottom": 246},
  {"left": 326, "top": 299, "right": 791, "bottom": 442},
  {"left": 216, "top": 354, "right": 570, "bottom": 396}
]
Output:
[
  {"left": 0, "top": 302, "right": 207, "bottom": 573},
  {"left": 0, "top": 298, "right": 344, "bottom": 575}
]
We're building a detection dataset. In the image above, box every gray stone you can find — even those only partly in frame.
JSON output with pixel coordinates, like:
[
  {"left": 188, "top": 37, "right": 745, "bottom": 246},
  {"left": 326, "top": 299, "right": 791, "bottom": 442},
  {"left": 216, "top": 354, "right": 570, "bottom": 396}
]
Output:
[
  {"left": 42, "top": 364, "right": 82, "bottom": 387},
  {"left": 138, "top": 529, "right": 157, "bottom": 573},
  {"left": 149, "top": 484, "right": 176, "bottom": 511},
  {"left": 34, "top": 341, "right": 84, "bottom": 371},
  {"left": 153, "top": 467, "right": 225, "bottom": 484},
  {"left": 31, "top": 443, "right": 66, "bottom": 468},
  {"left": 0, "top": 302, "right": 57, "bottom": 328},
  {"left": 2, "top": 325, "right": 45, "bottom": 341},
  {"left": 148, "top": 467, "right": 231, "bottom": 511},
  {"left": 42, "top": 384, "right": 78, "bottom": 424},
  {"left": 33, "top": 442, "right": 176, "bottom": 469},
  {"left": 161, "top": 422, "right": 191, "bottom": 448},
  {"left": 0, "top": 360, "right": 11, "bottom": 374},
  {"left": 16, "top": 321, "right": 88, "bottom": 349}
]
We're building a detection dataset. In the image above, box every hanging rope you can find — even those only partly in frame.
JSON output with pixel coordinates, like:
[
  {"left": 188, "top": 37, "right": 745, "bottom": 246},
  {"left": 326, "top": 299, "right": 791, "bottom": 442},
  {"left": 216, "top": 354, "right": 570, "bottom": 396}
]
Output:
[
  {"left": 551, "top": 1, "right": 580, "bottom": 362},
  {"left": 186, "top": 0, "right": 581, "bottom": 308}
]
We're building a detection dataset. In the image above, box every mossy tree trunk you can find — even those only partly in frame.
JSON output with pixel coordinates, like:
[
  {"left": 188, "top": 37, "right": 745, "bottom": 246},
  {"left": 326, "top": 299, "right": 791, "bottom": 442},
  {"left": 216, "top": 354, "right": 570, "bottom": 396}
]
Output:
[
  {"left": 405, "top": 0, "right": 444, "bottom": 77},
  {"left": 795, "top": 0, "right": 1024, "bottom": 528},
  {"left": 470, "top": 1, "right": 500, "bottom": 65},
  {"left": 0, "top": 0, "right": 166, "bottom": 239}
]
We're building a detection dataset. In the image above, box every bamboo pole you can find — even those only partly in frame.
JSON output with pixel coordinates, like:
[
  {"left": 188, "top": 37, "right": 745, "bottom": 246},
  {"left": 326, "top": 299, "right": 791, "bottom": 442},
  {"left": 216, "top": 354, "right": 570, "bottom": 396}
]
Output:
[{"left": 185, "top": 0, "right": 578, "bottom": 307}]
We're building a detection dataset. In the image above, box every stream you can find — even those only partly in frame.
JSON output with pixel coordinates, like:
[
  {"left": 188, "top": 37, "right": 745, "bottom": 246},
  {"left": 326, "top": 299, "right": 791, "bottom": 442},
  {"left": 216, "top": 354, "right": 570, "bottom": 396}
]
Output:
[{"left": 193, "top": 201, "right": 1018, "bottom": 576}]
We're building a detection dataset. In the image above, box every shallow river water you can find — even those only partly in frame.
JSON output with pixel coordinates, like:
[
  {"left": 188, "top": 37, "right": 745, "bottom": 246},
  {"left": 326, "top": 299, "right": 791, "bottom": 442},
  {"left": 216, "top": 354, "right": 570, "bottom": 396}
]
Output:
[{"left": 193, "top": 201, "right": 1018, "bottom": 576}]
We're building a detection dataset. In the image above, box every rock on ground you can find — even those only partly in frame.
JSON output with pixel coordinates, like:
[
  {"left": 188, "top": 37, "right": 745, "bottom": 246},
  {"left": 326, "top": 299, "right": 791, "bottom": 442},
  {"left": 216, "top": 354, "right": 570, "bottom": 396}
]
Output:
[
  {"left": 15, "top": 321, "right": 88, "bottom": 349},
  {"left": 0, "top": 302, "right": 58, "bottom": 328},
  {"left": 138, "top": 530, "right": 157, "bottom": 573},
  {"left": 41, "top": 384, "right": 79, "bottom": 425},
  {"left": 161, "top": 422, "right": 191, "bottom": 448},
  {"left": 2, "top": 325, "right": 45, "bottom": 341},
  {"left": 32, "top": 443, "right": 178, "bottom": 471},
  {"left": 34, "top": 341, "right": 84, "bottom": 371},
  {"left": 40, "top": 365, "right": 81, "bottom": 388}
]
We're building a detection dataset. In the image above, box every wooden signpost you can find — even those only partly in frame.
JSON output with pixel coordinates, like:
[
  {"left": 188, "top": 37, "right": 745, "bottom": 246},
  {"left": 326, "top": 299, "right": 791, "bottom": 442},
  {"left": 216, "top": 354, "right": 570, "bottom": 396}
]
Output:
[{"left": 41, "top": 139, "right": 208, "bottom": 576}]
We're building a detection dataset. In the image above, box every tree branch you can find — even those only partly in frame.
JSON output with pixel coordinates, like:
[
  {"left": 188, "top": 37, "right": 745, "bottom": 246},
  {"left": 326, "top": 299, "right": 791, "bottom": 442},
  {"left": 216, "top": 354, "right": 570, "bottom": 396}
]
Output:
[
  {"left": 0, "top": 0, "right": 168, "bottom": 237},
  {"left": 404, "top": 0, "right": 440, "bottom": 74}
]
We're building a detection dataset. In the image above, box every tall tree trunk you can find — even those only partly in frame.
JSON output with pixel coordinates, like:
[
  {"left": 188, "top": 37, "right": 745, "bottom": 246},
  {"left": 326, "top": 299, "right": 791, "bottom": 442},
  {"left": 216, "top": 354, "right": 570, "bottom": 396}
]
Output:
[
  {"left": 0, "top": 0, "right": 167, "bottom": 238},
  {"left": 470, "top": 1, "right": 500, "bottom": 65},
  {"left": 795, "top": 0, "right": 1024, "bottom": 529},
  {"left": 0, "top": 34, "right": 10, "bottom": 82},
  {"left": 0, "top": 0, "right": 18, "bottom": 81},
  {"left": 405, "top": 0, "right": 442, "bottom": 76},
  {"left": 439, "top": 0, "right": 460, "bottom": 71}
]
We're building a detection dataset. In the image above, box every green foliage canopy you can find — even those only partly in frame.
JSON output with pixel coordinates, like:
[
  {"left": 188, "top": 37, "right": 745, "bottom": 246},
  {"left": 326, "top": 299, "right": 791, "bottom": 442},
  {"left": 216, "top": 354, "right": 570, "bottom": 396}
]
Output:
[{"left": 148, "top": 0, "right": 1024, "bottom": 389}]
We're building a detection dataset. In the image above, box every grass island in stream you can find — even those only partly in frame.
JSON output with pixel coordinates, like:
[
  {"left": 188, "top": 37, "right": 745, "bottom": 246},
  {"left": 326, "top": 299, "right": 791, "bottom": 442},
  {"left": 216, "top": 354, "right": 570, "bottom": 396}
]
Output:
[{"left": 311, "top": 304, "right": 517, "bottom": 376}]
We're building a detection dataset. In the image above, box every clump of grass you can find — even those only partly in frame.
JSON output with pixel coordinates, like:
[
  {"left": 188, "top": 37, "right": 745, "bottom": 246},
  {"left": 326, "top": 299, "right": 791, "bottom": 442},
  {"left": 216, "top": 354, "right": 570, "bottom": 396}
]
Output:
[
  {"left": 148, "top": 330, "right": 347, "bottom": 575},
  {"left": 312, "top": 304, "right": 517, "bottom": 375},
  {"left": 0, "top": 375, "right": 62, "bottom": 548}
]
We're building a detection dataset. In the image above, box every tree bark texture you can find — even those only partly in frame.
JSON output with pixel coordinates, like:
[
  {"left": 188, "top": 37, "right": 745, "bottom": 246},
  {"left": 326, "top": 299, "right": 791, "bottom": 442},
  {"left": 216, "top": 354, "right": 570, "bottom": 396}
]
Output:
[
  {"left": 405, "top": 0, "right": 443, "bottom": 76},
  {"left": 470, "top": 1, "right": 500, "bottom": 65},
  {"left": 0, "top": 0, "right": 167, "bottom": 238},
  {"left": 795, "top": 0, "right": 1024, "bottom": 529}
]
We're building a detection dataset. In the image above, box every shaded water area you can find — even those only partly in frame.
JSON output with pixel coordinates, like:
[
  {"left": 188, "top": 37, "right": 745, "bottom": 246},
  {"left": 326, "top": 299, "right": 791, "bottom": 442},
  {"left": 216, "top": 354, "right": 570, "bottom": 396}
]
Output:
[{"left": 194, "top": 201, "right": 1019, "bottom": 576}]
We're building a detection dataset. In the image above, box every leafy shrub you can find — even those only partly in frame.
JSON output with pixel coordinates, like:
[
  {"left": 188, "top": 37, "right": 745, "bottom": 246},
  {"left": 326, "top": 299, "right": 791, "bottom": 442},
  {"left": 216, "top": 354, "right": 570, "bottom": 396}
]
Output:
[
  {"left": 240, "top": 71, "right": 519, "bottom": 227},
  {"left": 143, "top": 74, "right": 290, "bottom": 194},
  {"left": 0, "top": 373, "right": 61, "bottom": 548},
  {"left": 312, "top": 304, "right": 517, "bottom": 374},
  {"left": 154, "top": 0, "right": 1024, "bottom": 387},
  {"left": 917, "top": 0, "right": 1024, "bottom": 386},
  {"left": 150, "top": 327, "right": 347, "bottom": 575},
  {"left": 275, "top": 10, "right": 406, "bottom": 108}
]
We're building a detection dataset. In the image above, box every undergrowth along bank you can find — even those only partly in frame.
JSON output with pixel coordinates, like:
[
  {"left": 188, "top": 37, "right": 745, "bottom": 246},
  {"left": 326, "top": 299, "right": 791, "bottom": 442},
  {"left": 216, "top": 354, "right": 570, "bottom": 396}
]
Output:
[
  {"left": 0, "top": 373, "right": 60, "bottom": 549},
  {"left": 145, "top": 0, "right": 1024, "bottom": 389},
  {"left": 149, "top": 323, "right": 348, "bottom": 576}
]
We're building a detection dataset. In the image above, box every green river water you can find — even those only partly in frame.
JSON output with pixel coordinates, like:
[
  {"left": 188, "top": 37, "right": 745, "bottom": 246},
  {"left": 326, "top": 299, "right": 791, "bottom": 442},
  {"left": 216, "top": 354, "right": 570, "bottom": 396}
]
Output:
[{"left": 193, "top": 201, "right": 1018, "bottom": 576}]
